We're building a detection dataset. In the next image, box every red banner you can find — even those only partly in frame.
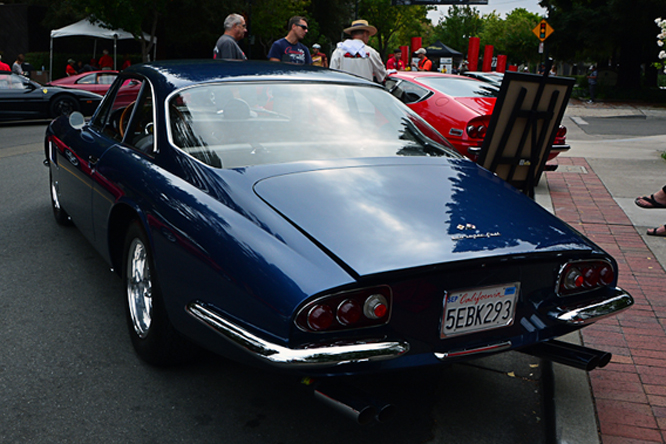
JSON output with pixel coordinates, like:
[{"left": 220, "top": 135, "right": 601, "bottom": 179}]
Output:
[
  {"left": 496, "top": 55, "right": 507, "bottom": 73},
  {"left": 482, "top": 45, "right": 493, "bottom": 72},
  {"left": 411, "top": 37, "right": 422, "bottom": 70},
  {"left": 468, "top": 37, "right": 480, "bottom": 71},
  {"left": 400, "top": 45, "right": 409, "bottom": 68}
]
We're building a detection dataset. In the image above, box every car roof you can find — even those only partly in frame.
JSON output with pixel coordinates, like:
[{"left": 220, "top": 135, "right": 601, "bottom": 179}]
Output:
[
  {"left": 124, "top": 59, "right": 378, "bottom": 94},
  {"left": 390, "top": 71, "right": 462, "bottom": 81}
]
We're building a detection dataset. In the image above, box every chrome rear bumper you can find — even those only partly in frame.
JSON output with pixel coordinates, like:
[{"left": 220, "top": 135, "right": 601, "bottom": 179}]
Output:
[
  {"left": 549, "top": 287, "right": 633, "bottom": 325},
  {"left": 186, "top": 302, "right": 410, "bottom": 368},
  {"left": 550, "top": 143, "right": 571, "bottom": 154}
]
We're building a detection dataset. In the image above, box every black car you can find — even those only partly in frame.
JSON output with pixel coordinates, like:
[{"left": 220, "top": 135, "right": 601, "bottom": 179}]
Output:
[{"left": 0, "top": 71, "right": 102, "bottom": 121}]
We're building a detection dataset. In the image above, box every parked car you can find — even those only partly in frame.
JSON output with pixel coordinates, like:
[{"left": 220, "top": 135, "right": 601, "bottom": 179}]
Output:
[
  {"left": 47, "top": 70, "right": 119, "bottom": 95},
  {"left": 45, "top": 60, "right": 631, "bottom": 423},
  {"left": 0, "top": 71, "right": 102, "bottom": 120},
  {"left": 47, "top": 70, "right": 142, "bottom": 106},
  {"left": 386, "top": 72, "right": 569, "bottom": 162},
  {"left": 460, "top": 70, "right": 504, "bottom": 88}
]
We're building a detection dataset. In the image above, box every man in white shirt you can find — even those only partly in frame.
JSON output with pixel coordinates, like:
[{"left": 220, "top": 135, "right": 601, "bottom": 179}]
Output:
[{"left": 330, "top": 20, "right": 387, "bottom": 83}]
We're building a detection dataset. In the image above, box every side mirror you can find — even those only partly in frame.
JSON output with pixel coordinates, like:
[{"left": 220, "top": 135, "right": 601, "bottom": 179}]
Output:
[{"left": 69, "top": 111, "right": 85, "bottom": 130}]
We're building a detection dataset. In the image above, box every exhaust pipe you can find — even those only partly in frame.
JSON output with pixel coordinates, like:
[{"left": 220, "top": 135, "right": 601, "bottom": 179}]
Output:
[
  {"left": 312, "top": 382, "right": 396, "bottom": 425},
  {"left": 520, "top": 339, "right": 611, "bottom": 371}
]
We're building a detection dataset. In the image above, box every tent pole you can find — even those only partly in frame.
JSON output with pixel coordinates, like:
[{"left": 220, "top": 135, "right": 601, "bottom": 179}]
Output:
[{"left": 49, "top": 37, "right": 53, "bottom": 82}]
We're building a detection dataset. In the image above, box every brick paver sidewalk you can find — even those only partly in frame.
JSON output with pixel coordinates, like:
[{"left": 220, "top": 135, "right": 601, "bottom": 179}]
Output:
[{"left": 546, "top": 157, "right": 666, "bottom": 443}]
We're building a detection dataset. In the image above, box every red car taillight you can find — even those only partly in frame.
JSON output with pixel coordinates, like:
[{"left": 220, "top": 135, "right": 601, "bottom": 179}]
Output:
[
  {"left": 296, "top": 286, "right": 392, "bottom": 332},
  {"left": 465, "top": 116, "right": 491, "bottom": 140},
  {"left": 557, "top": 260, "right": 615, "bottom": 297},
  {"left": 556, "top": 125, "right": 567, "bottom": 138}
]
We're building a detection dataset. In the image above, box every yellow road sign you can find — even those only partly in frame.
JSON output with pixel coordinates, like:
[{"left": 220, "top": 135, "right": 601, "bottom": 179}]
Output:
[{"left": 532, "top": 19, "right": 554, "bottom": 42}]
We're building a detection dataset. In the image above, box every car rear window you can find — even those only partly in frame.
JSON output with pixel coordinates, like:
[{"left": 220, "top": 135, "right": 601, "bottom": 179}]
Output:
[
  {"left": 418, "top": 76, "right": 499, "bottom": 98},
  {"left": 167, "top": 82, "right": 460, "bottom": 168}
]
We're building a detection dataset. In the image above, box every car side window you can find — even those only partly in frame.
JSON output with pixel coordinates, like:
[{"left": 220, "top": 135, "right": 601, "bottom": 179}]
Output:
[
  {"left": 76, "top": 74, "right": 95, "bottom": 85},
  {"left": 388, "top": 79, "right": 430, "bottom": 105},
  {"left": 124, "top": 84, "right": 155, "bottom": 154},
  {"left": 90, "top": 76, "right": 144, "bottom": 143}
]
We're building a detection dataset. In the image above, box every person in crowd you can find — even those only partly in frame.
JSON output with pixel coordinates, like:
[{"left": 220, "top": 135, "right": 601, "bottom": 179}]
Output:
[
  {"left": 76, "top": 60, "right": 94, "bottom": 73},
  {"left": 98, "top": 49, "right": 113, "bottom": 70},
  {"left": 414, "top": 48, "right": 432, "bottom": 71},
  {"left": 213, "top": 13, "right": 247, "bottom": 60},
  {"left": 121, "top": 54, "right": 132, "bottom": 70},
  {"left": 330, "top": 19, "right": 386, "bottom": 83},
  {"left": 66, "top": 59, "right": 77, "bottom": 76},
  {"left": 311, "top": 43, "right": 328, "bottom": 67},
  {"left": 12, "top": 54, "right": 25, "bottom": 75},
  {"left": 386, "top": 48, "right": 404, "bottom": 71},
  {"left": 587, "top": 65, "right": 597, "bottom": 103},
  {"left": 635, "top": 185, "right": 666, "bottom": 236},
  {"left": 268, "top": 16, "right": 311, "bottom": 65},
  {"left": 0, "top": 54, "right": 10, "bottom": 71},
  {"left": 549, "top": 64, "right": 557, "bottom": 76}
]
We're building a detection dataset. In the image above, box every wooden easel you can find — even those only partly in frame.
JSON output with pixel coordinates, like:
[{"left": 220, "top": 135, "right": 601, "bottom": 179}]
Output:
[{"left": 478, "top": 60, "right": 574, "bottom": 198}]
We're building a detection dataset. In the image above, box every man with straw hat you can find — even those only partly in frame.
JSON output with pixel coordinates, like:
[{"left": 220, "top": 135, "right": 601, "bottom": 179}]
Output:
[{"left": 330, "top": 19, "right": 387, "bottom": 83}]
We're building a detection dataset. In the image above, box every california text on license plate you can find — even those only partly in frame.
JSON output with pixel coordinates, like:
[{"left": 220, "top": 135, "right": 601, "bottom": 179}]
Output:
[{"left": 440, "top": 283, "right": 520, "bottom": 338}]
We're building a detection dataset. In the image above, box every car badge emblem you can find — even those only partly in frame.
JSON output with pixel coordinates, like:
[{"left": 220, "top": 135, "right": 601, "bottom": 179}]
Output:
[{"left": 452, "top": 223, "right": 501, "bottom": 241}]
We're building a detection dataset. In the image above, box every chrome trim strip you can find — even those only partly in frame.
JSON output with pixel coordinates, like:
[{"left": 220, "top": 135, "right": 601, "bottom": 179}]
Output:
[
  {"left": 186, "top": 302, "right": 410, "bottom": 367},
  {"left": 549, "top": 287, "right": 634, "bottom": 325},
  {"left": 550, "top": 144, "right": 571, "bottom": 153},
  {"left": 434, "top": 341, "right": 512, "bottom": 360}
]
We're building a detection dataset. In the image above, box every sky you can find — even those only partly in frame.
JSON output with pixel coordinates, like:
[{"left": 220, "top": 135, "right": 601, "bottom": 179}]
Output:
[{"left": 427, "top": 0, "right": 547, "bottom": 22}]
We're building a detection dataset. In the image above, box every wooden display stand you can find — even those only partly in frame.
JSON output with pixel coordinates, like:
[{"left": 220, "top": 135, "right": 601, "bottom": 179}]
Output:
[{"left": 478, "top": 64, "right": 574, "bottom": 198}]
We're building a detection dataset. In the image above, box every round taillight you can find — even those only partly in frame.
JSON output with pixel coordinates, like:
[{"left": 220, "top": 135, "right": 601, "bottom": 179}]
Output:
[
  {"left": 337, "top": 299, "right": 362, "bottom": 326},
  {"left": 307, "top": 304, "right": 334, "bottom": 331},
  {"left": 563, "top": 267, "right": 584, "bottom": 290},
  {"left": 599, "top": 265, "right": 615, "bottom": 285},
  {"left": 477, "top": 125, "right": 487, "bottom": 138},
  {"left": 556, "top": 125, "right": 567, "bottom": 137},
  {"left": 584, "top": 267, "right": 601, "bottom": 287},
  {"left": 364, "top": 294, "right": 389, "bottom": 320},
  {"left": 466, "top": 124, "right": 477, "bottom": 138}
]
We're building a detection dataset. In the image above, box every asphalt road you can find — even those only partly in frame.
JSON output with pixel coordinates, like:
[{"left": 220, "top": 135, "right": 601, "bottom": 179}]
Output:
[{"left": 0, "top": 121, "right": 551, "bottom": 443}]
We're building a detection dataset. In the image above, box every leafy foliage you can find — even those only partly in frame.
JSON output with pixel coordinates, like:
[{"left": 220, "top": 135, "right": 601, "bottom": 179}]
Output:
[
  {"left": 358, "top": 0, "right": 434, "bottom": 59},
  {"left": 432, "top": 6, "right": 484, "bottom": 57}
]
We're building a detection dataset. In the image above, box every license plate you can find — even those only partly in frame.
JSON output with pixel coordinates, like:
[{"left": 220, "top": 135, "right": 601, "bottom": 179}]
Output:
[{"left": 440, "top": 283, "right": 520, "bottom": 338}]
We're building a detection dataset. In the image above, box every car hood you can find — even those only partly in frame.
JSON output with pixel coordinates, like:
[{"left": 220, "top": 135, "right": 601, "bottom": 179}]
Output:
[
  {"left": 453, "top": 97, "right": 496, "bottom": 116},
  {"left": 253, "top": 160, "right": 593, "bottom": 277}
]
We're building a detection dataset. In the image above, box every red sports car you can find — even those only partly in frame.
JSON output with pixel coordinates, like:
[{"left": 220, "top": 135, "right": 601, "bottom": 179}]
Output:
[
  {"left": 48, "top": 71, "right": 119, "bottom": 95},
  {"left": 386, "top": 72, "right": 569, "bottom": 162}
]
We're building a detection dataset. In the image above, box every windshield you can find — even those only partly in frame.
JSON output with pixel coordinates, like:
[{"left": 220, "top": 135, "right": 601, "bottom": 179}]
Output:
[
  {"left": 418, "top": 76, "right": 499, "bottom": 98},
  {"left": 168, "top": 82, "right": 459, "bottom": 168}
]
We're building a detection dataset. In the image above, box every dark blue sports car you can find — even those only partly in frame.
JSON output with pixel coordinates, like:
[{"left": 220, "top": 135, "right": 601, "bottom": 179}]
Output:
[
  {"left": 45, "top": 60, "right": 631, "bottom": 422},
  {"left": 0, "top": 70, "right": 102, "bottom": 120}
]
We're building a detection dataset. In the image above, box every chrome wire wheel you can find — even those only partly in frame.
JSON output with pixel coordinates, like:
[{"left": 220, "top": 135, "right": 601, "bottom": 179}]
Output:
[{"left": 126, "top": 237, "right": 153, "bottom": 339}]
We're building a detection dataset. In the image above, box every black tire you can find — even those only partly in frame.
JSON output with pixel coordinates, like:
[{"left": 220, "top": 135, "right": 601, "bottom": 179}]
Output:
[
  {"left": 49, "top": 170, "right": 73, "bottom": 226},
  {"left": 122, "top": 221, "right": 195, "bottom": 366},
  {"left": 50, "top": 95, "right": 80, "bottom": 118}
]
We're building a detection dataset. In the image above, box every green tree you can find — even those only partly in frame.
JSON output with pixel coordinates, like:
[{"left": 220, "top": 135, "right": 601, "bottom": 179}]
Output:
[
  {"left": 251, "top": 0, "right": 311, "bottom": 56},
  {"left": 72, "top": 0, "right": 172, "bottom": 62},
  {"left": 501, "top": 9, "right": 543, "bottom": 66},
  {"left": 540, "top": 0, "right": 664, "bottom": 88},
  {"left": 358, "top": 0, "right": 434, "bottom": 60},
  {"left": 432, "top": 6, "right": 484, "bottom": 58}
]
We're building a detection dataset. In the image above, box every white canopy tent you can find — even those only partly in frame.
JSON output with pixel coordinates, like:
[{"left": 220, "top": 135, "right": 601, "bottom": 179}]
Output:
[{"left": 49, "top": 18, "right": 157, "bottom": 81}]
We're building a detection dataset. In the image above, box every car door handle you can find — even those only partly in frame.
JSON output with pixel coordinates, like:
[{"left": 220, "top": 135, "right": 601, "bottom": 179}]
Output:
[
  {"left": 65, "top": 150, "right": 79, "bottom": 166},
  {"left": 89, "top": 155, "right": 99, "bottom": 167}
]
